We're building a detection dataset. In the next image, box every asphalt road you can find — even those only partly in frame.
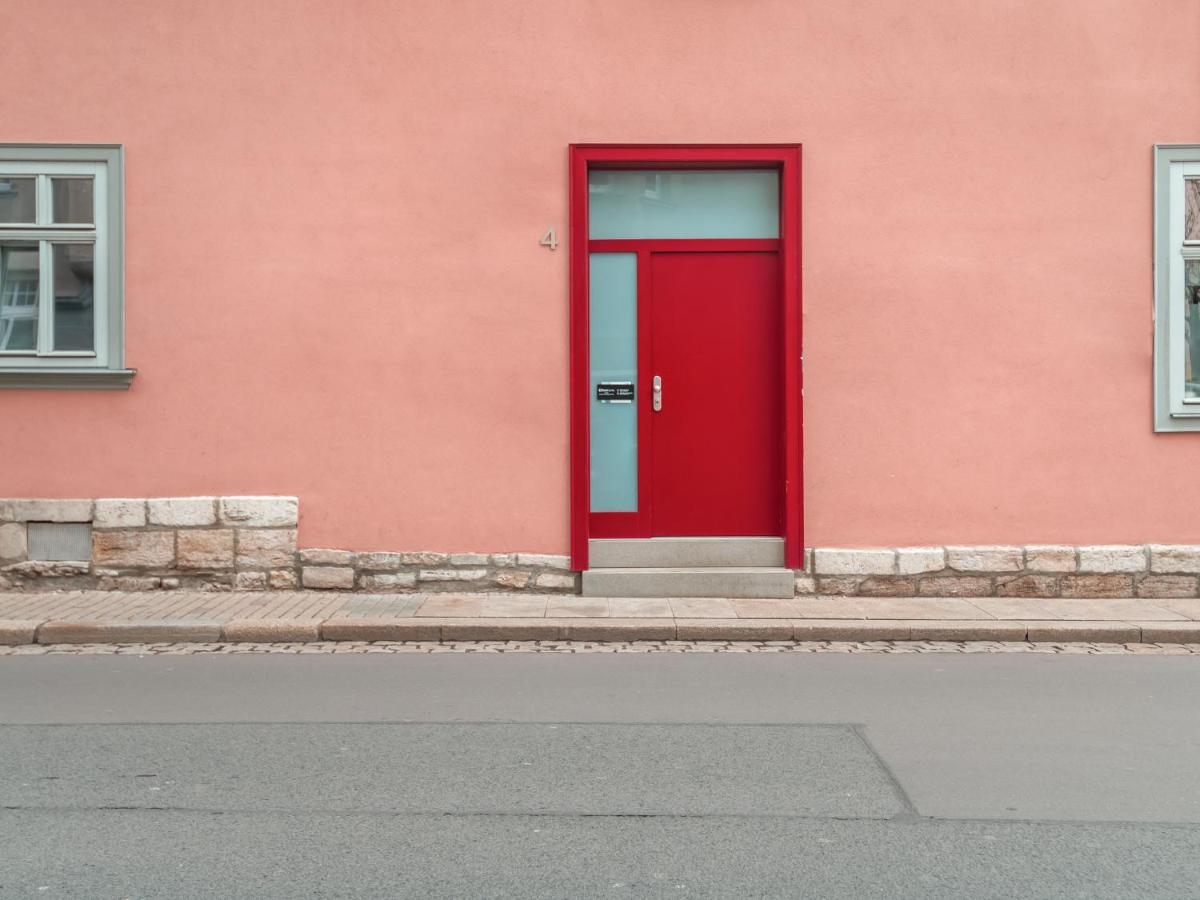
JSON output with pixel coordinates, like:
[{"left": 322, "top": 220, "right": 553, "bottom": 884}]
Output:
[{"left": 1, "top": 651, "right": 1198, "bottom": 898}]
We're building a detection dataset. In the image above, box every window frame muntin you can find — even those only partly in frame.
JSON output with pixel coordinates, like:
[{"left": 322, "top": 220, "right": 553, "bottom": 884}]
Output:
[{"left": 0, "top": 144, "right": 130, "bottom": 389}]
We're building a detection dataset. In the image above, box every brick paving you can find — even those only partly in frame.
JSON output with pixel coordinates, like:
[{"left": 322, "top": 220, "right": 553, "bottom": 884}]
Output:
[{"left": 2, "top": 590, "right": 1200, "bottom": 646}]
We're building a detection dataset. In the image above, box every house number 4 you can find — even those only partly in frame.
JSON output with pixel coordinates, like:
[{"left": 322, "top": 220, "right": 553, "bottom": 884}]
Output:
[{"left": 539, "top": 228, "right": 558, "bottom": 250}]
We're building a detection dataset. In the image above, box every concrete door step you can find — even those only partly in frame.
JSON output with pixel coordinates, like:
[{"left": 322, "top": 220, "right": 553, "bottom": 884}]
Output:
[
  {"left": 581, "top": 566, "right": 795, "bottom": 599},
  {"left": 589, "top": 537, "right": 784, "bottom": 568}
]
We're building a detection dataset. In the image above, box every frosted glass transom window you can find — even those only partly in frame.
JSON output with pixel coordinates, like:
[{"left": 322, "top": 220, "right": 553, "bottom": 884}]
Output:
[{"left": 588, "top": 170, "right": 779, "bottom": 239}]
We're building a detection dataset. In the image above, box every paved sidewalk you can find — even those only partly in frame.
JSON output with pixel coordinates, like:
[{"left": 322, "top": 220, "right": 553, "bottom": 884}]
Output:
[{"left": 3, "top": 590, "right": 1200, "bottom": 644}]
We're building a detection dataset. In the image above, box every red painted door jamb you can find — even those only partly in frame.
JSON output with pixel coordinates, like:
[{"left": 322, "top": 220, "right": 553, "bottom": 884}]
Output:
[{"left": 568, "top": 144, "right": 804, "bottom": 571}]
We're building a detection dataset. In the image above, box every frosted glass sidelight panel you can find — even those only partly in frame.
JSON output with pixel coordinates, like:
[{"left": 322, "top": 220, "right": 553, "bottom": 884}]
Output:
[
  {"left": 590, "top": 253, "right": 638, "bottom": 512},
  {"left": 588, "top": 169, "right": 779, "bottom": 239}
]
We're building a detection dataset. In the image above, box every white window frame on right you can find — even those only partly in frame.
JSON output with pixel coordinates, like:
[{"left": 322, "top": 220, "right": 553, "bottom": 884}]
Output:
[{"left": 1154, "top": 144, "right": 1200, "bottom": 431}]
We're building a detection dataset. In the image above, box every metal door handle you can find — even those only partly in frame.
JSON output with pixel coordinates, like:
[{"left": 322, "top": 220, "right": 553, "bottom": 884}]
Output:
[{"left": 652, "top": 375, "right": 663, "bottom": 411}]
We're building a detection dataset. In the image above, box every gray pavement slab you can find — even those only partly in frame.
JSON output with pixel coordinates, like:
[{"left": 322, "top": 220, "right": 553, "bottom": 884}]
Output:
[
  {"left": 0, "top": 722, "right": 902, "bottom": 819},
  {"left": 3, "top": 809, "right": 1198, "bottom": 899}
]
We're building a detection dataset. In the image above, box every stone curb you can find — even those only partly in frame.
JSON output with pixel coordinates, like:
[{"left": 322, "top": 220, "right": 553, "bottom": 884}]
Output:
[
  {"left": 222, "top": 619, "right": 321, "bottom": 643},
  {"left": 36, "top": 620, "right": 224, "bottom": 644},
  {"left": 6, "top": 617, "right": 1200, "bottom": 646}
]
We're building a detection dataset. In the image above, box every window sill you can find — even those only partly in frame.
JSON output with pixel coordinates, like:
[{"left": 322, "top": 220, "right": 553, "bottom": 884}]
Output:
[{"left": 0, "top": 367, "right": 136, "bottom": 390}]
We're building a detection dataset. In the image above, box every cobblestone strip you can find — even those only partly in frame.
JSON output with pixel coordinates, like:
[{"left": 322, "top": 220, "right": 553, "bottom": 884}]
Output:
[{"left": 2, "top": 641, "right": 1200, "bottom": 655}]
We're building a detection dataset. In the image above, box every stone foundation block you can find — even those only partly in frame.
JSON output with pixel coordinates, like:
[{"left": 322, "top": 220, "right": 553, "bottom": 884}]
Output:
[
  {"left": 356, "top": 552, "right": 403, "bottom": 571},
  {"left": 234, "top": 572, "right": 269, "bottom": 590},
  {"left": 1135, "top": 574, "right": 1198, "bottom": 599},
  {"left": 359, "top": 572, "right": 418, "bottom": 591},
  {"left": 177, "top": 529, "right": 235, "bottom": 569},
  {"left": 148, "top": 497, "right": 216, "bottom": 527},
  {"left": 1078, "top": 546, "right": 1146, "bottom": 573},
  {"left": 996, "top": 574, "right": 1059, "bottom": 598},
  {"left": 816, "top": 576, "right": 861, "bottom": 595},
  {"left": 493, "top": 571, "right": 531, "bottom": 589},
  {"left": 401, "top": 551, "right": 448, "bottom": 566},
  {"left": 218, "top": 496, "right": 299, "bottom": 527},
  {"left": 302, "top": 566, "right": 355, "bottom": 589},
  {"left": 1149, "top": 545, "right": 1200, "bottom": 574},
  {"left": 0, "top": 499, "right": 92, "bottom": 523},
  {"left": 4, "top": 560, "right": 89, "bottom": 577},
  {"left": 269, "top": 569, "right": 298, "bottom": 589},
  {"left": 93, "top": 530, "right": 175, "bottom": 568},
  {"left": 856, "top": 576, "right": 917, "bottom": 597},
  {"left": 516, "top": 553, "right": 571, "bottom": 570},
  {"left": 300, "top": 548, "right": 355, "bottom": 566},
  {"left": 1060, "top": 574, "right": 1135, "bottom": 598},
  {"left": 917, "top": 576, "right": 993, "bottom": 597},
  {"left": 490, "top": 553, "right": 517, "bottom": 567},
  {"left": 94, "top": 499, "right": 147, "bottom": 529},
  {"left": 0, "top": 523, "right": 27, "bottom": 561},
  {"left": 96, "top": 575, "right": 162, "bottom": 590},
  {"left": 946, "top": 546, "right": 1022, "bottom": 572},
  {"left": 1025, "top": 545, "right": 1077, "bottom": 572},
  {"left": 236, "top": 529, "right": 297, "bottom": 568},
  {"left": 813, "top": 549, "right": 895, "bottom": 576},
  {"left": 418, "top": 568, "right": 487, "bottom": 582},
  {"left": 897, "top": 547, "right": 945, "bottom": 575},
  {"left": 450, "top": 552, "right": 490, "bottom": 566}
]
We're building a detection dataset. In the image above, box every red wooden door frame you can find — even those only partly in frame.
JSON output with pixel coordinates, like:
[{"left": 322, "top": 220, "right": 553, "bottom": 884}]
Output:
[{"left": 569, "top": 144, "right": 804, "bottom": 570}]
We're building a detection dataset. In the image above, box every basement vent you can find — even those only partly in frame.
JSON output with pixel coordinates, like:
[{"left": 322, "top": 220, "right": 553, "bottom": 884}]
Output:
[{"left": 27, "top": 522, "right": 92, "bottom": 562}]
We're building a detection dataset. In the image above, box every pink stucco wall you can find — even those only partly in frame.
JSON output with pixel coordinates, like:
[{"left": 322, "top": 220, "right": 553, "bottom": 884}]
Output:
[{"left": 3, "top": 0, "right": 1200, "bottom": 551}]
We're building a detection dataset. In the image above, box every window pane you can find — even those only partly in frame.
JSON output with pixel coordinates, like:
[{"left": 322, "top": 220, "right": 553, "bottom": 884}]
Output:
[
  {"left": 52, "top": 178, "right": 94, "bottom": 225},
  {"left": 1187, "top": 179, "right": 1200, "bottom": 242},
  {"left": 1187, "top": 259, "right": 1200, "bottom": 399},
  {"left": 588, "top": 170, "right": 779, "bottom": 239},
  {"left": 53, "top": 243, "right": 94, "bottom": 352},
  {"left": 0, "top": 244, "right": 39, "bottom": 351},
  {"left": 0, "top": 178, "right": 36, "bottom": 224},
  {"left": 589, "top": 253, "right": 638, "bottom": 512}
]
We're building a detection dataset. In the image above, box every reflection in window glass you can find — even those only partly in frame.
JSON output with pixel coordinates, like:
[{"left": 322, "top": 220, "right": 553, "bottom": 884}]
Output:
[
  {"left": 0, "top": 244, "right": 39, "bottom": 351},
  {"left": 0, "top": 178, "right": 36, "bottom": 224},
  {"left": 52, "top": 178, "right": 94, "bottom": 225},
  {"left": 53, "top": 244, "right": 94, "bottom": 352},
  {"left": 1186, "top": 260, "right": 1200, "bottom": 398},
  {"left": 1187, "top": 180, "right": 1200, "bottom": 242}
]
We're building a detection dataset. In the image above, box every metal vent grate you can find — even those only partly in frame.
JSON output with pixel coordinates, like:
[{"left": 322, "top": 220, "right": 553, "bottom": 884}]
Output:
[{"left": 27, "top": 522, "right": 92, "bottom": 562}]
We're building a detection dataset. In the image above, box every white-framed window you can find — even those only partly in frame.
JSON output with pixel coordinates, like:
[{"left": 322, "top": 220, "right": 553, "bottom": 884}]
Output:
[{"left": 0, "top": 145, "right": 131, "bottom": 389}]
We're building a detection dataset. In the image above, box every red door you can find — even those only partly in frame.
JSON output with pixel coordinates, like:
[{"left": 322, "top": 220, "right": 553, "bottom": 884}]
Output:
[{"left": 649, "top": 251, "right": 783, "bottom": 536}]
